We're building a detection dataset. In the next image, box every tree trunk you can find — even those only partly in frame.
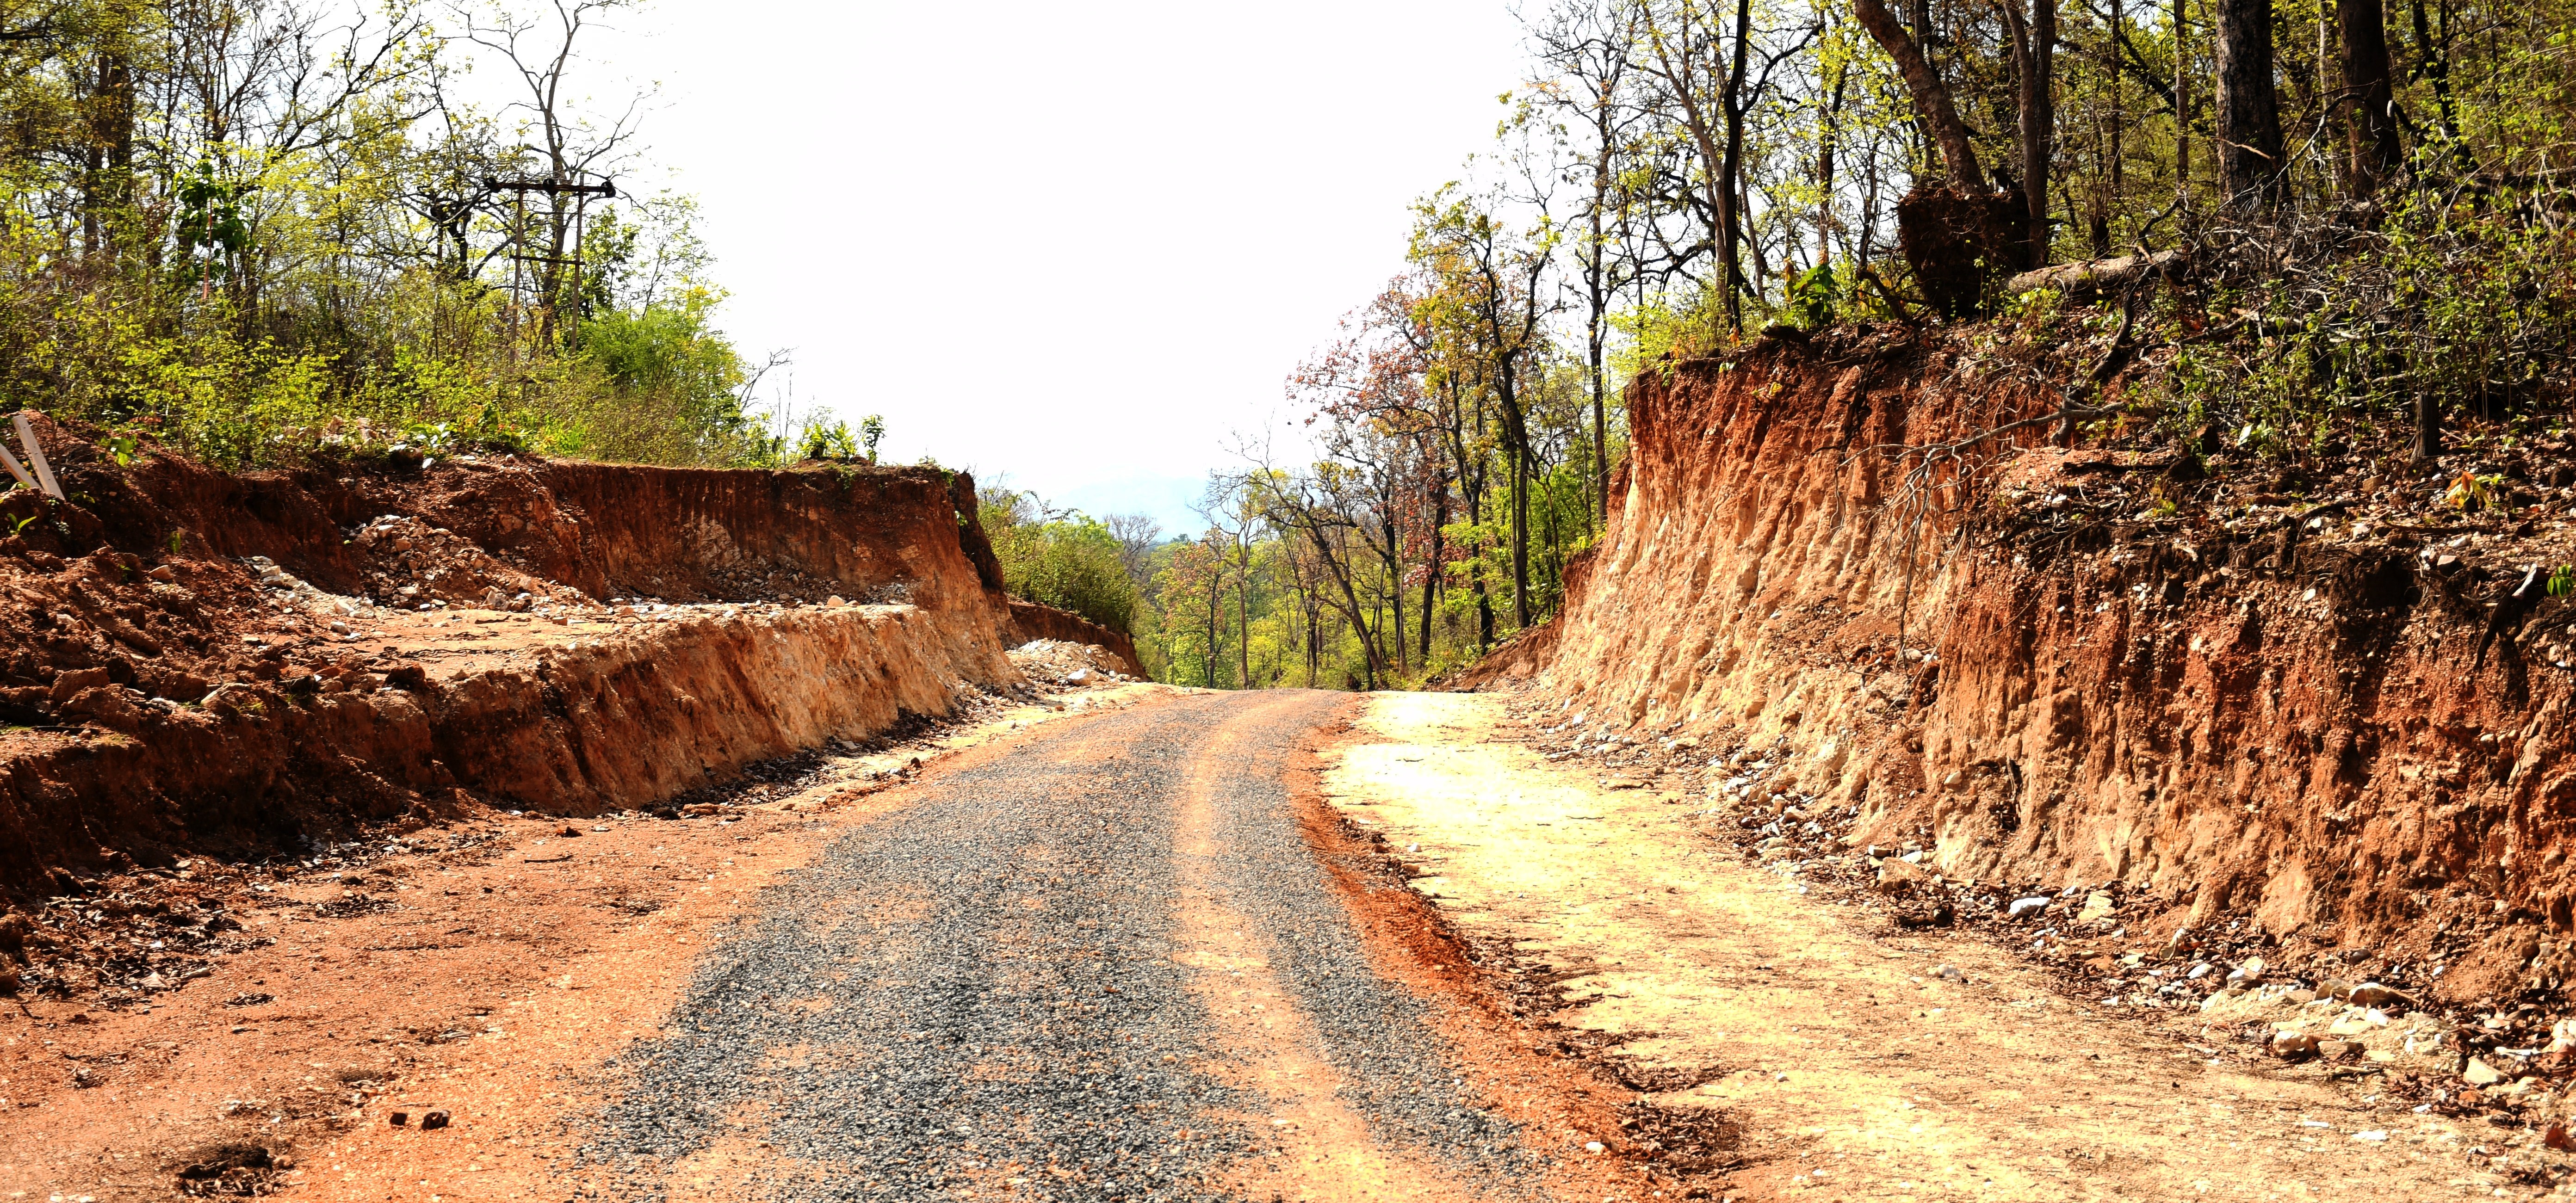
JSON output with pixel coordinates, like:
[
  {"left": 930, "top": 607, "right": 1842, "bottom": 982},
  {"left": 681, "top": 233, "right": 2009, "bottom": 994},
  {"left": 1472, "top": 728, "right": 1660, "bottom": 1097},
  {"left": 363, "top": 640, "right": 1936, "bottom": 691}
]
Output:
[
  {"left": 1509, "top": 445, "right": 1530, "bottom": 629},
  {"left": 1586, "top": 195, "right": 1610, "bottom": 524},
  {"left": 1495, "top": 387, "right": 1533, "bottom": 631},
  {"left": 2337, "top": 0, "right": 2401, "bottom": 193},
  {"left": 1720, "top": 0, "right": 1754, "bottom": 325},
  {"left": 1384, "top": 532, "right": 1407, "bottom": 677},
  {"left": 2214, "top": 0, "right": 2285, "bottom": 206},
  {"left": 1206, "top": 583, "right": 1220, "bottom": 689},
  {"left": 1474, "top": 561, "right": 1493, "bottom": 652},
  {"left": 2414, "top": 390, "right": 2442, "bottom": 465},
  {"left": 81, "top": 52, "right": 134, "bottom": 261},
  {"left": 2004, "top": 0, "right": 2057, "bottom": 268},
  {"left": 1307, "top": 601, "right": 1319, "bottom": 687},
  {"left": 1420, "top": 476, "right": 1445, "bottom": 666},
  {"left": 2174, "top": 0, "right": 2192, "bottom": 212},
  {"left": 1817, "top": 62, "right": 1847, "bottom": 269},
  {"left": 2410, "top": 0, "right": 2462, "bottom": 144},
  {"left": 1448, "top": 397, "right": 1492, "bottom": 654},
  {"left": 1853, "top": 0, "right": 1988, "bottom": 190},
  {"left": 2102, "top": 0, "right": 2124, "bottom": 255}
]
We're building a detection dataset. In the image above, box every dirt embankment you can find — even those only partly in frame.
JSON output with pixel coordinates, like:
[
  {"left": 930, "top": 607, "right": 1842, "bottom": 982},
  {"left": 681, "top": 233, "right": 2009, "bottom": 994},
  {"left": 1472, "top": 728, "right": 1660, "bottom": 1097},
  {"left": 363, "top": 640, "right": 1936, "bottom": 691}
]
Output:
[
  {"left": 1478, "top": 327, "right": 2576, "bottom": 1007},
  {"left": 0, "top": 420, "right": 1120, "bottom": 905}
]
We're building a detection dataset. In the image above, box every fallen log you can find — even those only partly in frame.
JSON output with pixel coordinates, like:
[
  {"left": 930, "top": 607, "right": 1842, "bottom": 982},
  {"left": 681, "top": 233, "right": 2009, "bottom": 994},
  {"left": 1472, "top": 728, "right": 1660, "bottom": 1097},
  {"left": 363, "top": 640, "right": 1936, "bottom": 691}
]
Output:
[{"left": 2006, "top": 247, "right": 2185, "bottom": 298}]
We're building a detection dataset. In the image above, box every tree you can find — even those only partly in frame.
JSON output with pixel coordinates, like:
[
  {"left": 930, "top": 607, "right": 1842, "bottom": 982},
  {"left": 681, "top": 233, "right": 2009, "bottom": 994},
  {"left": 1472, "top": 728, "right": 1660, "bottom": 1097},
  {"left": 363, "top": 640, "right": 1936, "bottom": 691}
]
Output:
[
  {"left": 1237, "top": 463, "right": 1387, "bottom": 690},
  {"left": 1632, "top": 0, "right": 1755, "bottom": 322},
  {"left": 1104, "top": 514, "right": 1164, "bottom": 588},
  {"left": 1152, "top": 539, "right": 1228, "bottom": 689},
  {"left": 1196, "top": 481, "right": 1264, "bottom": 689},
  {"left": 2336, "top": 0, "right": 2399, "bottom": 194},
  {"left": 2000, "top": 0, "right": 2057, "bottom": 265},
  {"left": 460, "top": 0, "right": 649, "bottom": 343},
  {"left": 2212, "top": 0, "right": 2282, "bottom": 205},
  {"left": 1410, "top": 188, "right": 1556, "bottom": 629},
  {"left": 1529, "top": 0, "right": 1644, "bottom": 518},
  {"left": 1851, "top": 0, "right": 1987, "bottom": 189}
]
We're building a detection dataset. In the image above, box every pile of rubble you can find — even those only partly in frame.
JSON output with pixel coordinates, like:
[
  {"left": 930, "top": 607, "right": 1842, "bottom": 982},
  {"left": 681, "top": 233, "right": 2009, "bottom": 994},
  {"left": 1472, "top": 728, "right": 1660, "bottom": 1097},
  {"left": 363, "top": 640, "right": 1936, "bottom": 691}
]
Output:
[
  {"left": 346, "top": 515, "right": 577, "bottom": 613},
  {"left": 1007, "top": 639, "right": 1130, "bottom": 689}
]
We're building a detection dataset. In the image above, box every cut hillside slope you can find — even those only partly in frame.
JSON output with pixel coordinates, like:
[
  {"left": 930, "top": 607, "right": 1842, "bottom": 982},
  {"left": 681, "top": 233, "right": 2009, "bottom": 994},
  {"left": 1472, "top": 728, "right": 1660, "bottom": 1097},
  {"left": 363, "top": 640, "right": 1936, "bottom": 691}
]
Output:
[
  {"left": 1477, "top": 325, "right": 2576, "bottom": 1014},
  {"left": 0, "top": 416, "right": 1132, "bottom": 906}
]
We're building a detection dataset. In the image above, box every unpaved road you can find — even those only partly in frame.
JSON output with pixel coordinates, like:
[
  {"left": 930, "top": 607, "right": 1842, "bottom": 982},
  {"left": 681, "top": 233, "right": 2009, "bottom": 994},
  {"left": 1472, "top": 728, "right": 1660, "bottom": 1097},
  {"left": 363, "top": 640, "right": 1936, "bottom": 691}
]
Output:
[
  {"left": 1326, "top": 691, "right": 2554, "bottom": 1202},
  {"left": 1, "top": 688, "right": 1643, "bottom": 1203},
  {"left": 8, "top": 686, "right": 2545, "bottom": 1203},
  {"left": 573, "top": 689, "right": 1612, "bottom": 1202}
]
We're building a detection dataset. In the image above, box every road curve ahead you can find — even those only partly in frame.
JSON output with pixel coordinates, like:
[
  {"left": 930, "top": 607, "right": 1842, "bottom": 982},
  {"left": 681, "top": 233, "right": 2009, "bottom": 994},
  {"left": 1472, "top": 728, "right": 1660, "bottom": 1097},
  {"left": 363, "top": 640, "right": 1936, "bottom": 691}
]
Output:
[{"left": 579, "top": 690, "right": 1563, "bottom": 1203}]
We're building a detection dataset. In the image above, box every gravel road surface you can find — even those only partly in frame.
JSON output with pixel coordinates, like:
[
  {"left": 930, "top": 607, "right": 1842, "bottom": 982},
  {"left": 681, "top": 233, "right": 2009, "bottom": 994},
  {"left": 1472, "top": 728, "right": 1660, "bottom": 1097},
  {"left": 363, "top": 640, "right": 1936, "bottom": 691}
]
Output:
[{"left": 578, "top": 690, "right": 1547, "bottom": 1202}]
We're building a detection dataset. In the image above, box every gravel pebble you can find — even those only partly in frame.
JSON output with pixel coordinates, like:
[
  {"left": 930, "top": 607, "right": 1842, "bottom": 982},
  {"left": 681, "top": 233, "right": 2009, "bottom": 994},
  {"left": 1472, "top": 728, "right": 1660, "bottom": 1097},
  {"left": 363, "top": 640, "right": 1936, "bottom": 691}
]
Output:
[{"left": 576, "top": 693, "right": 1536, "bottom": 1200}]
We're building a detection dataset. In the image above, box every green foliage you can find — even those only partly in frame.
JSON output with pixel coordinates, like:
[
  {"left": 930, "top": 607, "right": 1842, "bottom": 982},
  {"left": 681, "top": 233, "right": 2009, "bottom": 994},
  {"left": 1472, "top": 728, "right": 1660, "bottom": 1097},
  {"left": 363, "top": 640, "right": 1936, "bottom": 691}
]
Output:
[
  {"left": 798, "top": 418, "right": 859, "bottom": 461},
  {"left": 981, "top": 498, "right": 1144, "bottom": 636},
  {"left": 791, "top": 413, "right": 887, "bottom": 464},
  {"left": 0, "top": 3, "right": 777, "bottom": 473},
  {"left": 1609, "top": 289, "right": 1729, "bottom": 378},
  {"left": 1785, "top": 262, "right": 1840, "bottom": 331},
  {"left": 2160, "top": 170, "right": 2576, "bottom": 457},
  {"left": 1148, "top": 537, "right": 1229, "bottom": 686}
]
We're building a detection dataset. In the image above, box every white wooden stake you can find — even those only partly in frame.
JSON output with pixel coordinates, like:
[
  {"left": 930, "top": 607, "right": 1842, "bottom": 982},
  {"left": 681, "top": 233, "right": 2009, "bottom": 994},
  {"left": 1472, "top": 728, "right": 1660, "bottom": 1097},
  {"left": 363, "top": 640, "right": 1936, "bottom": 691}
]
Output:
[
  {"left": 0, "top": 440, "right": 32, "bottom": 492},
  {"left": 12, "top": 412, "right": 61, "bottom": 500}
]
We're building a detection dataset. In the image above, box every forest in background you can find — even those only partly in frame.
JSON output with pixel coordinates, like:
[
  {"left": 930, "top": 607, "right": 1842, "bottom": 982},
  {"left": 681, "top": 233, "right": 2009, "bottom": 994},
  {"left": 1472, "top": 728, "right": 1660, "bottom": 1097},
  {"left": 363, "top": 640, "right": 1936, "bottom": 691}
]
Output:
[
  {"left": 0, "top": 0, "right": 848, "bottom": 470},
  {"left": 979, "top": 0, "right": 2576, "bottom": 689}
]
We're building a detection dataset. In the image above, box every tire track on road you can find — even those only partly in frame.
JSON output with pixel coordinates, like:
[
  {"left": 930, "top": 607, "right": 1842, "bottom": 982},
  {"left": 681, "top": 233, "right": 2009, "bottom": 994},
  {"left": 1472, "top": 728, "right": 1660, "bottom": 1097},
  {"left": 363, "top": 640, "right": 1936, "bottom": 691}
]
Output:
[{"left": 577, "top": 691, "right": 1556, "bottom": 1203}]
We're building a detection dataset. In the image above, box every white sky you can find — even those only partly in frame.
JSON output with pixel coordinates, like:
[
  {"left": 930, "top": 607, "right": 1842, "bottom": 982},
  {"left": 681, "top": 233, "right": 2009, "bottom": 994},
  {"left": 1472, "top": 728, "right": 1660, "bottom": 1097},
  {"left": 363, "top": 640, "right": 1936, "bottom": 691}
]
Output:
[{"left": 561, "top": 0, "right": 1533, "bottom": 535}]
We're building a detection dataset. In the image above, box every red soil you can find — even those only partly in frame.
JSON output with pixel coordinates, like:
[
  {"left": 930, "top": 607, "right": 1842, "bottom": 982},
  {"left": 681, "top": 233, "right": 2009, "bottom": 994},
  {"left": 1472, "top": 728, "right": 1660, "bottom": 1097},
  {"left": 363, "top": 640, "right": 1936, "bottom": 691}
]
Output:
[
  {"left": 1480, "top": 326, "right": 2576, "bottom": 1010},
  {"left": 0, "top": 418, "right": 1135, "bottom": 1017}
]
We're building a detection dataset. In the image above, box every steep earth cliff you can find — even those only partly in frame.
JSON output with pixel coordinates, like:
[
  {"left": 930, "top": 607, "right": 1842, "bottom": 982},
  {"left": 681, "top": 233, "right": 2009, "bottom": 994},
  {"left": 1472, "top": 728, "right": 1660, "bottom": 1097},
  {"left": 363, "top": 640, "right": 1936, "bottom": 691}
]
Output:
[
  {"left": 0, "top": 418, "right": 1133, "bottom": 898},
  {"left": 1481, "top": 325, "right": 2576, "bottom": 1007}
]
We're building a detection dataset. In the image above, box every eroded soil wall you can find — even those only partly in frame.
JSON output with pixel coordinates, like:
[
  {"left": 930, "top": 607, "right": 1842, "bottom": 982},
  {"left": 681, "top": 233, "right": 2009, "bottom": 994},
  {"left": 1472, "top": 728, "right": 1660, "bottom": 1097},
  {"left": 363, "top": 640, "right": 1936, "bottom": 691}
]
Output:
[
  {"left": 1490, "top": 332, "right": 2576, "bottom": 1000},
  {"left": 0, "top": 605, "right": 999, "bottom": 891},
  {"left": 0, "top": 428, "right": 1078, "bottom": 893}
]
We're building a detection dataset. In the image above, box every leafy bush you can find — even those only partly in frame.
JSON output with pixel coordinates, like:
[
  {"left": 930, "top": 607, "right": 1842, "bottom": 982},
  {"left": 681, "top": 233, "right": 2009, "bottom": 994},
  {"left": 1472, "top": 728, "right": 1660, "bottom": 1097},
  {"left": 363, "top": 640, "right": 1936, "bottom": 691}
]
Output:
[
  {"left": 980, "top": 501, "right": 1142, "bottom": 635},
  {"left": 797, "top": 418, "right": 859, "bottom": 461},
  {"left": 2161, "top": 170, "right": 2576, "bottom": 457}
]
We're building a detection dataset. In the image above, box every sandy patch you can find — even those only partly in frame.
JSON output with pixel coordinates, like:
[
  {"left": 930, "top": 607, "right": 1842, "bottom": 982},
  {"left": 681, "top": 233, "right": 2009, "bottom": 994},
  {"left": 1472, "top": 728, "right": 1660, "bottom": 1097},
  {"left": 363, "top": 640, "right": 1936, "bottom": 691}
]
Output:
[{"left": 1322, "top": 690, "right": 2532, "bottom": 1202}]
